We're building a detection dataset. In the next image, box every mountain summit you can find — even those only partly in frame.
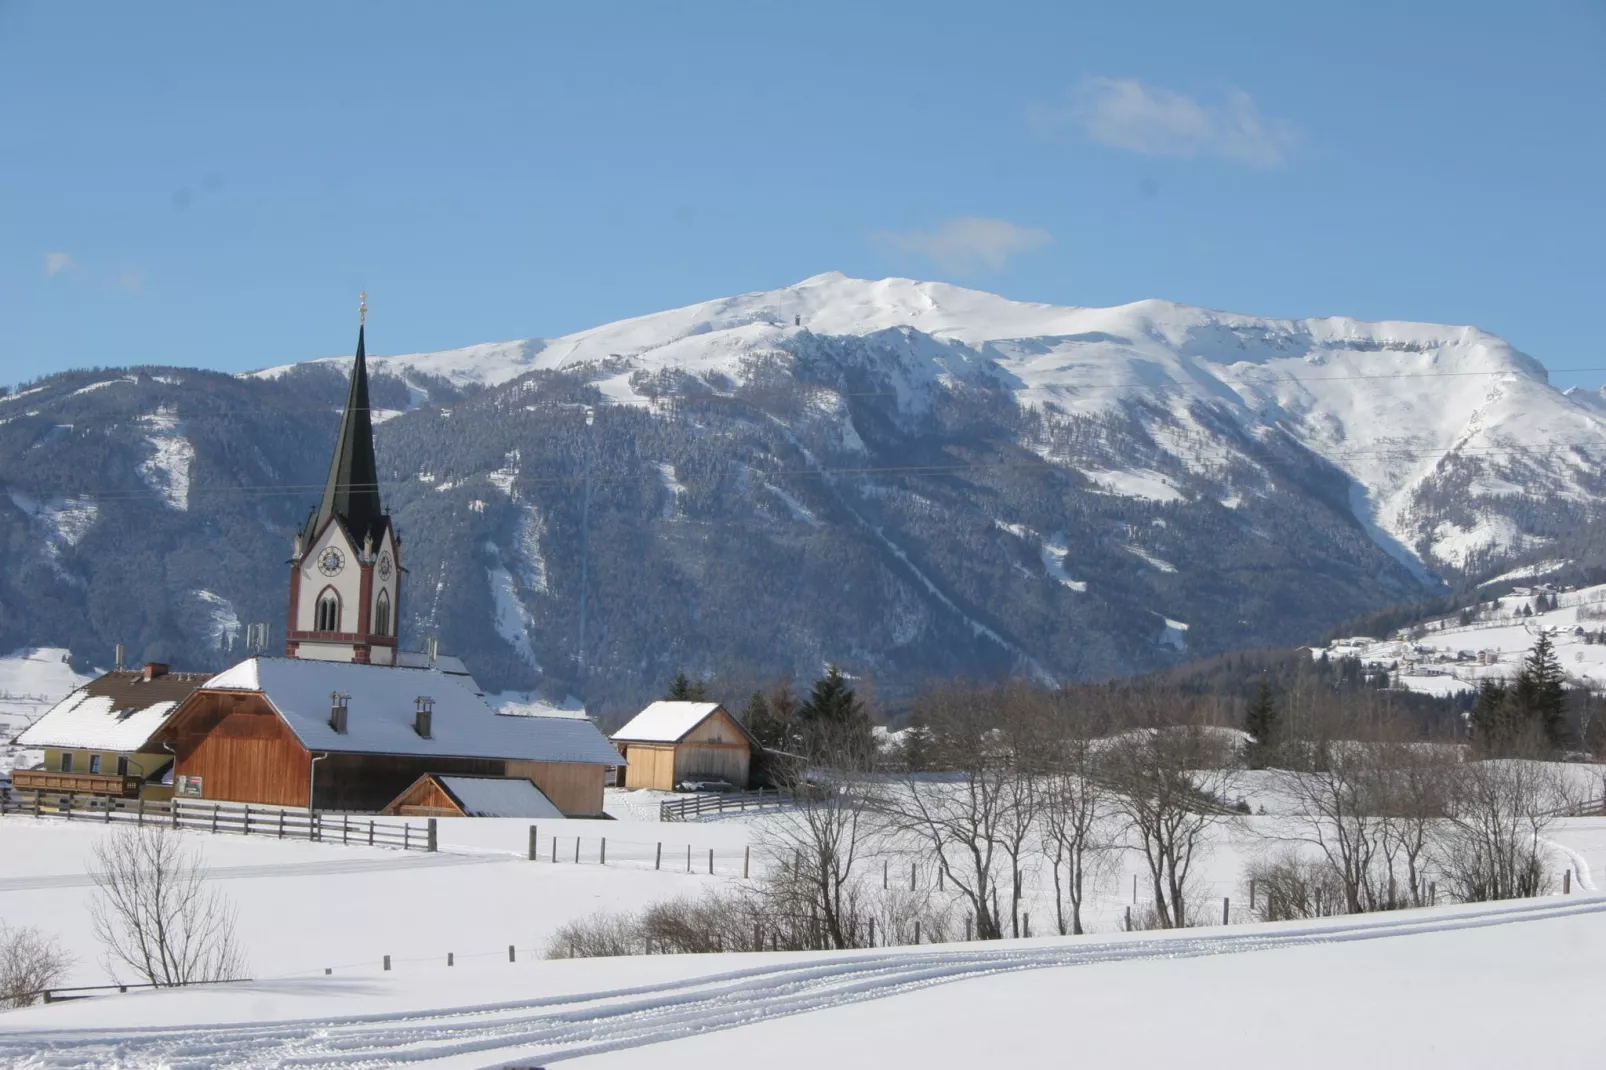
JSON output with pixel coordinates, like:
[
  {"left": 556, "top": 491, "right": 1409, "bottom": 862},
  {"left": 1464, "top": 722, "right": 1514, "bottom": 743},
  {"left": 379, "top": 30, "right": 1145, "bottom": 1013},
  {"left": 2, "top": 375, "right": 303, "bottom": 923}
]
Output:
[{"left": 7, "top": 276, "right": 1603, "bottom": 712}]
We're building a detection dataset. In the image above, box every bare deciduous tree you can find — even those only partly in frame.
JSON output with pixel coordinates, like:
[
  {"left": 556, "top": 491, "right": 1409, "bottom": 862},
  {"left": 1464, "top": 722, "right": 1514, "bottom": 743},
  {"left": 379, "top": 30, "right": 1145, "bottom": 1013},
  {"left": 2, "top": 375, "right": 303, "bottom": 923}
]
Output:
[
  {"left": 1038, "top": 713, "right": 1118, "bottom": 936},
  {"left": 1103, "top": 720, "right": 1239, "bottom": 929},
  {"left": 0, "top": 924, "right": 72, "bottom": 1008},
  {"left": 90, "top": 826, "right": 247, "bottom": 986},
  {"left": 1434, "top": 759, "right": 1570, "bottom": 902}
]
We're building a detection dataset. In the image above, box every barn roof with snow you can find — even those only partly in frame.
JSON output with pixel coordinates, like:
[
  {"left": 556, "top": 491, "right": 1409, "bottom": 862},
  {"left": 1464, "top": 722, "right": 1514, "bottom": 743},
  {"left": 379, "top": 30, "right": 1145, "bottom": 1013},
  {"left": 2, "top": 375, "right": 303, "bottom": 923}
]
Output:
[
  {"left": 612, "top": 701, "right": 757, "bottom": 745},
  {"left": 13, "top": 665, "right": 212, "bottom": 752},
  {"left": 435, "top": 775, "right": 563, "bottom": 817},
  {"left": 194, "top": 657, "right": 622, "bottom": 765}
]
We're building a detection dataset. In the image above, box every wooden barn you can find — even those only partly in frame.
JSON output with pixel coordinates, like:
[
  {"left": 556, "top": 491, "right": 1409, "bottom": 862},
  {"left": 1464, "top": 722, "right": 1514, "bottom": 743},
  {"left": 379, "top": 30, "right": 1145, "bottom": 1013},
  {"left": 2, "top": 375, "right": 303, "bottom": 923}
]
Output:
[
  {"left": 382, "top": 774, "right": 564, "bottom": 818},
  {"left": 11, "top": 663, "right": 211, "bottom": 800},
  {"left": 611, "top": 701, "right": 756, "bottom": 791},
  {"left": 152, "top": 657, "right": 622, "bottom": 816}
]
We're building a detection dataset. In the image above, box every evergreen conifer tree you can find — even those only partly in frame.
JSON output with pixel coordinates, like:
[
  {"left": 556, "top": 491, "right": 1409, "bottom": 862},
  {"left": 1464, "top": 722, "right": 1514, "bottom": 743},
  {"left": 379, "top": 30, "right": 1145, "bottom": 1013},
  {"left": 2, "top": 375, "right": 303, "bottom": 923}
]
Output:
[
  {"left": 798, "top": 664, "right": 871, "bottom": 757},
  {"left": 1470, "top": 678, "right": 1515, "bottom": 753},
  {"left": 666, "top": 671, "right": 707, "bottom": 702},
  {"left": 1512, "top": 633, "right": 1567, "bottom": 748},
  {"left": 739, "top": 690, "right": 786, "bottom": 750},
  {"left": 1244, "top": 675, "right": 1279, "bottom": 768}
]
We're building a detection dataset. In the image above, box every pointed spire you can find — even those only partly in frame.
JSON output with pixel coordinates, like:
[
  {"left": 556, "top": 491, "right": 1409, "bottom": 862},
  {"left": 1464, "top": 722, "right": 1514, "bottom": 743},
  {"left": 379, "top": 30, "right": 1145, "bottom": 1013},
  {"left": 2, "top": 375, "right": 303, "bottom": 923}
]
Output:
[{"left": 308, "top": 318, "right": 385, "bottom": 548}]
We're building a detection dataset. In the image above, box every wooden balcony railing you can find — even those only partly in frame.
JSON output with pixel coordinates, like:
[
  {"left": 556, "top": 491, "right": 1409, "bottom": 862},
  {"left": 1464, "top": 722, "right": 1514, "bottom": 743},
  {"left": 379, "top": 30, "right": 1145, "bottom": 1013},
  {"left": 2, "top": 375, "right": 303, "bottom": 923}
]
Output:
[{"left": 9, "top": 770, "right": 143, "bottom": 798}]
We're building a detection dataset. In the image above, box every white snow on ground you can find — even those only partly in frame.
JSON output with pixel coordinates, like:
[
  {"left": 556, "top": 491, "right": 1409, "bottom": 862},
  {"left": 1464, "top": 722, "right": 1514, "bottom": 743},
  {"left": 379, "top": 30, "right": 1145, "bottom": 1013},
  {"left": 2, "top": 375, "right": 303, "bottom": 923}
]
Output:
[
  {"left": 1125, "top": 544, "right": 1178, "bottom": 573},
  {"left": 137, "top": 406, "right": 194, "bottom": 511},
  {"left": 1081, "top": 468, "right": 1185, "bottom": 503},
  {"left": 656, "top": 463, "right": 686, "bottom": 518},
  {"left": 0, "top": 648, "right": 95, "bottom": 774},
  {"left": 488, "top": 450, "right": 520, "bottom": 496},
  {"left": 8, "top": 492, "right": 98, "bottom": 560},
  {"left": 1040, "top": 532, "right": 1087, "bottom": 592},
  {"left": 1160, "top": 617, "right": 1189, "bottom": 651},
  {"left": 1315, "top": 581, "right": 1606, "bottom": 696},
  {"left": 763, "top": 483, "right": 820, "bottom": 526},
  {"left": 515, "top": 505, "right": 549, "bottom": 593},
  {"left": 193, "top": 589, "right": 241, "bottom": 654},
  {"left": 68, "top": 377, "right": 137, "bottom": 396},
  {"left": 243, "top": 272, "right": 1605, "bottom": 571},
  {"left": 489, "top": 692, "right": 590, "bottom": 719},
  {"left": 483, "top": 542, "right": 539, "bottom": 669}
]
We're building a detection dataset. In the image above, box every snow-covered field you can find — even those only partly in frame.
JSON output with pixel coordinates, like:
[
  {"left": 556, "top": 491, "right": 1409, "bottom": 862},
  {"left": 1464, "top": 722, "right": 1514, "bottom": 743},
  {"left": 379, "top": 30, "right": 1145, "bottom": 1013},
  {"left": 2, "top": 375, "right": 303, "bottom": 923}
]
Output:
[
  {"left": 3, "top": 778, "right": 1606, "bottom": 1067},
  {"left": 0, "top": 647, "right": 96, "bottom": 775},
  {"left": 1314, "top": 581, "right": 1606, "bottom": 696}
]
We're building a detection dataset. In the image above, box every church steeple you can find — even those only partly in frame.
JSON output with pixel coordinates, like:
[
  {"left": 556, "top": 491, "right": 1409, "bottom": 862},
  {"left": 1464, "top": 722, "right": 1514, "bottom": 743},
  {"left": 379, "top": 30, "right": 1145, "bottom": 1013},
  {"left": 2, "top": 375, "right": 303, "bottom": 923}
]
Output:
[
  {"left": 306, "top": 316, "right": 385, "bottom": 548},
  {"left": 286, "top": 294, "right": 403, "bottom": 666}
]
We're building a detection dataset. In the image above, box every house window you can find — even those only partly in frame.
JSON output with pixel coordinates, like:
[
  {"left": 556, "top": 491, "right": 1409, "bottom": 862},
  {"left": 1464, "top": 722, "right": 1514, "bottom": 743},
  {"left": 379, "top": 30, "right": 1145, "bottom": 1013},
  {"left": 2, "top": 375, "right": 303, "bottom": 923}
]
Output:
[
  {"left": 60, "top": 752, "right": 73, "bottom": 773},
  {"left": 374, "top": 589, "right": 392, "bottom": 637},
  {"left": 89, "top": 754, "right": 102, "bottom": 774},
  {"left": 117, "top": 756, "right": 129, "bottom": 777},
  {"left": 315, "top": 590, "right": 341, "bottom": 632}
]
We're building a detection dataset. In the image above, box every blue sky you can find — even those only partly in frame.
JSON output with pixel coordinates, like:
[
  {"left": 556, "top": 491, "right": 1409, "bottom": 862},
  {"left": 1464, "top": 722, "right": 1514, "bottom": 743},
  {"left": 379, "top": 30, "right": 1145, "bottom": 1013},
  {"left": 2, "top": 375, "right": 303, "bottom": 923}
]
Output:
[{"left": 4, "top": 2, "right": 1603, "bottom": 386}]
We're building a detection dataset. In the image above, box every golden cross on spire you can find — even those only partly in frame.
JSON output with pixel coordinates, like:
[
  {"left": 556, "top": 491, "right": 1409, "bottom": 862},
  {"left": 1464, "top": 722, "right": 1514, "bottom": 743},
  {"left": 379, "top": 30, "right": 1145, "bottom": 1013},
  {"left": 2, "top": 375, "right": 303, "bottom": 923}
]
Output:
[{"left": 359, "top": 291, "right": 368, "bottom": 326}]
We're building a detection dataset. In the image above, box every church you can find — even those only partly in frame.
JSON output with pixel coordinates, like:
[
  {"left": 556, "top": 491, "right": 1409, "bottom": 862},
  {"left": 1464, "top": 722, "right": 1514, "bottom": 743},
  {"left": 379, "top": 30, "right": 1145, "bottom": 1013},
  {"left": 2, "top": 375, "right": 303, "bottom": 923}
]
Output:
[{"left": 20, "top": 304, "right": 622, "bottom": 816}]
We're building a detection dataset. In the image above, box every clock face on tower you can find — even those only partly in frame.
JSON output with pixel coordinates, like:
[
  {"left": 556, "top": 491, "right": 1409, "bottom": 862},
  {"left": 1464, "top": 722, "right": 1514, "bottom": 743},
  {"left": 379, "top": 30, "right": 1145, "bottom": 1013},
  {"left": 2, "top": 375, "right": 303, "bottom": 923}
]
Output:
[
  {"left": 317, "top": 547, "right": 346, "bottom": 576},
  {"left": 378, "top": 551, "right": 393, "bottom": 580}
]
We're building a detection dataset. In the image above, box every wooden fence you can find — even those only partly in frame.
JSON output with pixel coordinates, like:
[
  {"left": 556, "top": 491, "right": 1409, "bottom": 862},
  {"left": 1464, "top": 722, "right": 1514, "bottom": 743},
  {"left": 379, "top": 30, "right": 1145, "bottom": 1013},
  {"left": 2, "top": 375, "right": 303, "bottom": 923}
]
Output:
[
  {"left": 0, "top": 791, "right": 436, "bottom": 852},
  {"left": 659, "top": 787, "right": 791, "bottom": 822}
]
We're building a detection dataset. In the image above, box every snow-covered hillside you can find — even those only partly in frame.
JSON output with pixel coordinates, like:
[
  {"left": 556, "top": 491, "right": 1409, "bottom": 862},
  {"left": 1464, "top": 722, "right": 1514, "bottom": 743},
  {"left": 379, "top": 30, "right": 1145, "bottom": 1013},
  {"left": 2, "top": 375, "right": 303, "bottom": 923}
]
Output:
[
  {"left": 256, "top": 273, "right": 1606, "bottom": 573},
  {"left": 1314, "top": 579, "right": 1606, "bottom": 696},
  {"left": 0, "top": 648, "right": 95, "bottom": 774}
]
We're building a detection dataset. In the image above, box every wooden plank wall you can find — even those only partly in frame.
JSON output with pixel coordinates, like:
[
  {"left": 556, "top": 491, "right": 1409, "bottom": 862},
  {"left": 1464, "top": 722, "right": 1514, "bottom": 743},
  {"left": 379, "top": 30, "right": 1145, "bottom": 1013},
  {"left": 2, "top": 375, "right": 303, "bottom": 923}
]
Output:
[
  {"left": 673, "top": 742, "right": 750, "bottom": 786},
  {"left": 171, "top": 692, "right": 312, "bottom": 807},
  {"left": 506, "top": 760, "right": 606, "bottom": 815},
  {"left": 618, "top": 745, "right": 676, "bottom": 791},
  {"left": 319, "top": 753, "right": 502, "bottom": 812},
  {"left": 382, "top": 776, "right": 465, "bottom": 816}
]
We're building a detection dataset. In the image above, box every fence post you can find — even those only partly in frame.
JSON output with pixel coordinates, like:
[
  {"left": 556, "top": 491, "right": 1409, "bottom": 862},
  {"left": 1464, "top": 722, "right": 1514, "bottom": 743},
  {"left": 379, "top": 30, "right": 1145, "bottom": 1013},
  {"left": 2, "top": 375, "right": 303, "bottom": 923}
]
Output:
[
  {"left": 883, "top": 859, "right": 888, "bottom": 890},
  {"left": 708, "top": 848, "right": 714, "bottom": 875},
  {"left": 743, "top": 845, "right": 750, "bottom": 879},
  {"left": 368, "top": 819, "right": 375, "bottom": 846},
  {"left": 343, "top": 813, "right": 349, "bottom": 845},
  {"left": 447, "top": 952, "right": 454, "bottom": 967},
  {"left": 529, "top": 825, "right": 538, "bottom": 861},
  {"left": 1564, "top": 869, "right": 1572, "bottom": 894},
  {"left": 105, "top": 796, "right": 112, "bottom": 823},
  {"left": 601, "top": 837, "right": 606, "bottom": 865},
  {"left": 383, "top": 955, "right": 391, "bottom": 971},
  {"left": 965, "top": 914, "right": 972, "bottom": 941},
  {"left": 1132, "top": 873, "right": 1137, "bottom": 904},
  {"left": 687, "top": 845, "right": 692, "bottom": 873},
  {"left": 574, "top": 837, "right": 580, "bottom": 864},
  {"left": 1223, "top": 897, "right": 1230, "bottom": 925},
  {"left": 427, "top": 818, "right": 437, "bottom": 853},
  {"left": 278, "top": 810, "right": 285, "bottom": 839},
  {"left": 509, "top": 945, "right": 516, "bottom": 962},
  {"left": 914, "top": 920, "right": 921, "bottom": 944},
  {"left": 243, "top": 805, "right": 250, "bottom": 836},
  {"left": 552, "top": 835, "right": 557, "bottom": 862},
  {"left": 655, "top": 842, "right": 662, "bottom": 870},
  {"left": 1022, "top": 914, "right": 1029, "bottom": 939},
  {"left": 869, "top": 918, "right": 875, "bottom": 947},
  {"left": 1125, "top": 906, "right": 1131, "bottom": 932},
  {"left": 911, "top": 861, "right": 916, "bottom": 891},
  {"left": 404, "top": 824, "right": 411, "bottom": 851},
  {"left": 212, "top": 803, "right": 220, "bottom": 834},
  {"left": 1250, "top": 878, "right": 1256, "bottom": 910}
]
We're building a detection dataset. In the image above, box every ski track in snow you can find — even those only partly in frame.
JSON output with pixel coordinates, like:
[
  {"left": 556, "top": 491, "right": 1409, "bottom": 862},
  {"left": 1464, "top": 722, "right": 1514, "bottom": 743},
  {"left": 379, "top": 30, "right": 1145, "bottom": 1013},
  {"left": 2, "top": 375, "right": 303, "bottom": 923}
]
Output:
[
  {"left": 11, "top": 895, "right": 1606, "bottom": 1069},
  {"left": 0, "top": 851, "right": 501, "bottom": 894}
]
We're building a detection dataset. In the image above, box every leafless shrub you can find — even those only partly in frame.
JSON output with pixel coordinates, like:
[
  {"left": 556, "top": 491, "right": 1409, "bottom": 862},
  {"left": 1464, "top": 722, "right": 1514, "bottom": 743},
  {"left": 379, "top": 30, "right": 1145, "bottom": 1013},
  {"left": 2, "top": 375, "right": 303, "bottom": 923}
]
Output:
[
  {"left": 1434, "top": 760, "right": 1569, "bottom": 902},
  {"left": 0, "top": 924, "right": 72, "bottom": 1008},
  {"left": 546, "top": 911, "right": 647, "bottom": 959},
  {"left": 89, "top": 825, "right": 247, "bottom": 986},
  {"left": 1245, "top": 850, "right": 1347, "bottom": 921}
]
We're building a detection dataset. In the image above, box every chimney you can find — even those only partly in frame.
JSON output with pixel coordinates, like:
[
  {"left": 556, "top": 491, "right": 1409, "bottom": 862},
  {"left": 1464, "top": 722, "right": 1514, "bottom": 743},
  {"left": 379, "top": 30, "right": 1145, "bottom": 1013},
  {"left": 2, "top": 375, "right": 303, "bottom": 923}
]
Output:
[
  {"left": 427, "top": 637, "right": 439, "bottom": 663},
  {"left": 329, "top": 692, "right": 350, "bottom": 734},
  {"left": 142, "top": 662, "right": 169, "bottom": 682},
  {"left": 114, "top": 643, "right": 125, "bottom": 672},
  {"left": 414, "top": 696, "right": 434, "bottom": 738}
]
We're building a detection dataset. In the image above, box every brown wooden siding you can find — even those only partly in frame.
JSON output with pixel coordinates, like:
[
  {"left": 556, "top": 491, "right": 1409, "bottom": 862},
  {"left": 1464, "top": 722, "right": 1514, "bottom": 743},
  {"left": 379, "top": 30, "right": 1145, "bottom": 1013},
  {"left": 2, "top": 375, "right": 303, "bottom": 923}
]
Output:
[
  {"left": 316, "top": 752, "right": 503, "bottom": 812},
  {"left": 504, "top": 760, "right": 606, "bottom": 816},
  {"left": 619, "top": 744, "right": 677, "bottom": 791},
  {"left": 169, "top": 692, "right": 312, "bottom": 807},
  {"left": 673, "top": 742, "right": 750, "bottom": 787},
  {"left": 381, "top": 775, "right": 467, "bottom": 817}
]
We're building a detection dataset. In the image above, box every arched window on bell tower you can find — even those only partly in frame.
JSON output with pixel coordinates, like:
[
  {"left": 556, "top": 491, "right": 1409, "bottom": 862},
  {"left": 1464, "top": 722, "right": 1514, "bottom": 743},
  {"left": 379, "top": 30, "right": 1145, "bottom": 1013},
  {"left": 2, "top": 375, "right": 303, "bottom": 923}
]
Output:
[
  {"left": 374, "top": 589, "right": 392, "bottom": 637},
  {"left": 315, "top": 589, "right": 341, "bottom": 633}
]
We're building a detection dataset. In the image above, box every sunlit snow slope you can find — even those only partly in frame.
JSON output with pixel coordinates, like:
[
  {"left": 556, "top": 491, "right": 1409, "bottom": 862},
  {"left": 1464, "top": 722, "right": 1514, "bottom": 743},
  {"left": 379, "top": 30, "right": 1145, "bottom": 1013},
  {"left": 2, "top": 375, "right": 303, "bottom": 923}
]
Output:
[{"left": 258, "top": 273, "right": 1606, "bottom": 573}]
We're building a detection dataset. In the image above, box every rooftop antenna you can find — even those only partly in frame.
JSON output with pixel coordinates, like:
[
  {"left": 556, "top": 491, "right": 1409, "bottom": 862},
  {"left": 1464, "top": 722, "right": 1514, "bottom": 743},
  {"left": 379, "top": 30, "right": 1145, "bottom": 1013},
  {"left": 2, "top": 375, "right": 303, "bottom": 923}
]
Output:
[{"left": 115, "top": 642, "right": 125, "bottom": 673}]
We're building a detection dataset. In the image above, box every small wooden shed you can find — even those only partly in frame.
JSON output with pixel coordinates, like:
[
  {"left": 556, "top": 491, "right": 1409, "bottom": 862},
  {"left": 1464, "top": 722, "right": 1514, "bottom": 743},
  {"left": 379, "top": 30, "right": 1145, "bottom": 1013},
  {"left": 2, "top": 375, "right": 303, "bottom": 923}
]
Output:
[
  {"left": 611, "top": 701, "right": 757, "bottom": 791},
  {"left": 382, "top": 774, "right": 564, "bottom": 818}
]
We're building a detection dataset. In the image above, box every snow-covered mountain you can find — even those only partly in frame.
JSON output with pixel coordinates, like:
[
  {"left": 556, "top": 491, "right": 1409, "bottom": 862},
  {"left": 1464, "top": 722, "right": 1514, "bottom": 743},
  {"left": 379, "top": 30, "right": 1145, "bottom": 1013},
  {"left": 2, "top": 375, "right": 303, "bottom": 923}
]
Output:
[
  {"left": 5, "top": 274, "right": 1605, "bottom": 715},
  {"left": 262, "top": 273, "right": 1606, "bottom": 575}
]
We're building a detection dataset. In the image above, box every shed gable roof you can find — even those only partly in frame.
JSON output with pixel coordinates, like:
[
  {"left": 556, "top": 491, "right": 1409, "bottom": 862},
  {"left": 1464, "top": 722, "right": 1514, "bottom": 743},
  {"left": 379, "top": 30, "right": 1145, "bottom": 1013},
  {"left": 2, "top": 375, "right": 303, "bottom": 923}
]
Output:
[
  {"left": 612, "top": 701, "right": 757, "bottom": 748},
  {"left": 437, "top": 775, "right": 563, "bottom": 818}
]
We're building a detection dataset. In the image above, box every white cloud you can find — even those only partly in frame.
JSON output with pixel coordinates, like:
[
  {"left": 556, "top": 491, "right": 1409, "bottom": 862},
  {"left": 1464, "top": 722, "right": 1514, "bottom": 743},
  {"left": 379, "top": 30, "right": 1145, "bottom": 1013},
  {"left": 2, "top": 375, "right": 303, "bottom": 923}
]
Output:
[
  {"left": 115, "top": 268, "right": 147, "bottom": 294},
  {"left": 42, "top": 252, "right": 75, "bottom": 277},
  {"left": 1039, "top": 77, "right": 1297, "bottom": 168},
  {"left": 873, "top": 216, "right": 1053, "bottom": 275}
]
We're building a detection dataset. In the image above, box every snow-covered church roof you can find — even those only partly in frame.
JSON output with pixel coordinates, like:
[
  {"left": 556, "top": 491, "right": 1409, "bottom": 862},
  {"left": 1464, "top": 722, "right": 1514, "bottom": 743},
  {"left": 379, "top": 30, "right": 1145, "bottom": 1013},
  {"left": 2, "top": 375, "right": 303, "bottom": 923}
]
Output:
[{"left": 199, "top": 657, "right": 621, "bottom": 766}]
